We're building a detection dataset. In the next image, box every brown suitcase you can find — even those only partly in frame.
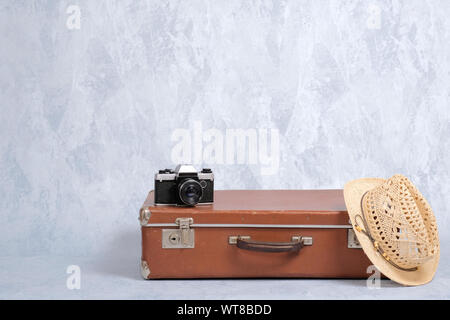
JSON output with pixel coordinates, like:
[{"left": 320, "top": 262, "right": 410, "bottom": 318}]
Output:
[{"left": 139, "top": 190, "right": 372, "bottom": 279}]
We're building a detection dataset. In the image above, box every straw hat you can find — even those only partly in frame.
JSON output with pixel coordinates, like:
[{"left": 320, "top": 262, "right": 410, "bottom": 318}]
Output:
[{"left": 344, "top": 174, "right": 440, "bottom": 286}]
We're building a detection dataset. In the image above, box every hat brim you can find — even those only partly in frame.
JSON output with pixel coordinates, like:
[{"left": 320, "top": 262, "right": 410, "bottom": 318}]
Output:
[{"left": 344, "top": 178, "right": 440, "bottom": 286}]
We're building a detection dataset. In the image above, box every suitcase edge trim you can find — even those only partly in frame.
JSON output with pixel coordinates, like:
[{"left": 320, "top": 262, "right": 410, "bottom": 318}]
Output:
[{"left": 142, "top": 222, "right": 353, "bottom": 229}]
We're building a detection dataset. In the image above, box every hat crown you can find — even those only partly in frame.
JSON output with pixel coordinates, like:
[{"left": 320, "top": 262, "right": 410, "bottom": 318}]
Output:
[{"left": 362, "top": 174, "right": 439, "bottom": 269}]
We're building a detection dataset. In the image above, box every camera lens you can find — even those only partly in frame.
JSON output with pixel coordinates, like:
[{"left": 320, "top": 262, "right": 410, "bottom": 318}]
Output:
[{"left": 178, "top": 179, "right": 203, "bottom": 206}]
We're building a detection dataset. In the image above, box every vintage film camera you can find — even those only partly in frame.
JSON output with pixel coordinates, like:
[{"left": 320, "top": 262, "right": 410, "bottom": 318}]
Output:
[{"left": 154, "top": 165, "right": 214, "bottom": 206}]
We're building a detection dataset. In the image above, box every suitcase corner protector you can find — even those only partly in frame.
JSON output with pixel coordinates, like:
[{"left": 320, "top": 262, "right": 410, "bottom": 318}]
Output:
[
  {"left": 139, "top": 207, "right": 152, "bottom": 226},
  {"left": 141, "top": 259, "right": 151, "bottom": 279}
]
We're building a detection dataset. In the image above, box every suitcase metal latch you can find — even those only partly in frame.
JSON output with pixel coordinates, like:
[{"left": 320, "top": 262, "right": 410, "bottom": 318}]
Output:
[
  {"left": 162, "top": 218, "right": 194, "bottom": 249},
  {"left": 347, "top": 229, "right": 362, "bottom": 248}
]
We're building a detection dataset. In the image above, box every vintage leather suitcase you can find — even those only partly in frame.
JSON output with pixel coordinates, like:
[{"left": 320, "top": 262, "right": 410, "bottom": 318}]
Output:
[{"left": 139, "top": 190, "right": 372, "bottom": 279}]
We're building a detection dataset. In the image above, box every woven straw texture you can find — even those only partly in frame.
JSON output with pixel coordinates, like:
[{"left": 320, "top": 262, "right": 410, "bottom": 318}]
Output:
[
  {"left": 361, "top": 174, "right": 439, "bottom": 269},
  {"left": 344, "top": 174, "right": 440, "bottom": 285}
]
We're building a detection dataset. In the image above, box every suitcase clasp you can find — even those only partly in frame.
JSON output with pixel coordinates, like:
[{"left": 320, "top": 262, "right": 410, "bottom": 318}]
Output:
[
  {"left": 162, "top": 218, "right": 195, "bottom": 249},
  {"left": 347, "top": 229, "right": 362, "bottom": 248}
]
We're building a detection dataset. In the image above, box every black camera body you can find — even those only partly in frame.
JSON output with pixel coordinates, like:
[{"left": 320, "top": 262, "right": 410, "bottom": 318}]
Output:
[{"left": 154, "top": 165, "right": 214, "bottom": 206}]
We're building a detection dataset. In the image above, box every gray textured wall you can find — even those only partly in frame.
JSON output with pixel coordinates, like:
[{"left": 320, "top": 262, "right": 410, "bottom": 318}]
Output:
[{"left": 1, "top": 0, "right": 449, "bottom": 257}]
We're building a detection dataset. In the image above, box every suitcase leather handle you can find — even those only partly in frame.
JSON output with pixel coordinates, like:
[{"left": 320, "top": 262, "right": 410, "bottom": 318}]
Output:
[{"left": 236, "top": 237, "right": 304, "bottom": 253}]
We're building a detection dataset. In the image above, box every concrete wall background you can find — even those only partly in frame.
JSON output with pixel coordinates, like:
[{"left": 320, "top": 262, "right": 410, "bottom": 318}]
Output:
[{"left": 1, "top": 0, "right": 449, "bottom": 257}]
